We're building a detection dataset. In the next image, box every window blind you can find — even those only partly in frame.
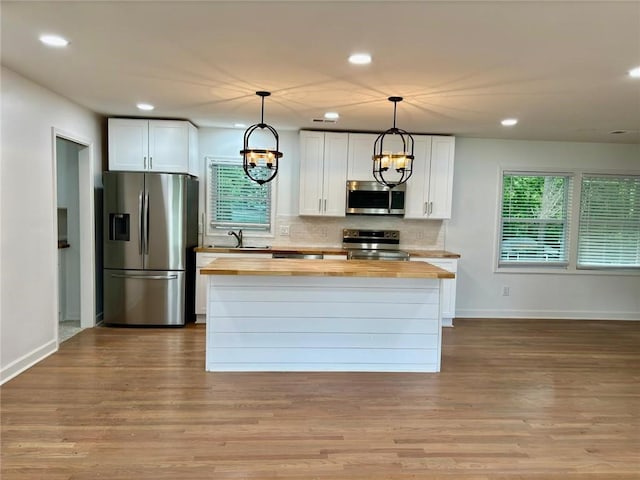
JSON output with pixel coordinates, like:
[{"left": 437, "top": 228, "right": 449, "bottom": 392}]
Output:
[
  {"left": 499, "top": 173, "right": 571, "bottom": 266},
  {"left": 209, "top": 162, "right": 271, "bottom": 230},
  {"left": 577, "top": 174, "right": 640, "bottom": 269}
]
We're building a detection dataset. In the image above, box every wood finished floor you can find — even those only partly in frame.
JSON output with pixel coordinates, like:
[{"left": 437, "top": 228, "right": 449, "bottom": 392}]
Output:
[{"left": 1, "top": 319, "right": 639, "bottom": 479}]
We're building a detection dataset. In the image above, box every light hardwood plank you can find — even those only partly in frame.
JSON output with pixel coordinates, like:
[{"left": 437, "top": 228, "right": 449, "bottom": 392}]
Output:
[{"left": 1, "top": 319, "right": 638, "bottom": 479}]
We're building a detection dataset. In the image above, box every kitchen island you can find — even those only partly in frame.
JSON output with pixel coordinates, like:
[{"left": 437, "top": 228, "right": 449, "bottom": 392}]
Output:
[{"left": 201, "top": 258, "right": 454, "bottom": 372}]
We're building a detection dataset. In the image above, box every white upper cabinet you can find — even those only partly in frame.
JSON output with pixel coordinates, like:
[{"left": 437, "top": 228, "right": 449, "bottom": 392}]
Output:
[
  {"left": 108, "top": 119, "right": 148, "bottom": 172},
  {"left": 108, "top": 118, "right": 199, "bottom": 176},
  {"left": 404, "top": 135, "right": 455, "bottom": 219},
  {"left": 299, "top": 130, "right": 348, "bottom": 216},
  {"left": 347, "top": 133, "right": 378, "bottom": 181}
]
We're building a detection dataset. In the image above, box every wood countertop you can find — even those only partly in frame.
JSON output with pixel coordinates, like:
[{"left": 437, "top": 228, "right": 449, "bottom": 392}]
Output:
[
  {"left": 200, "top": 258, "right": 455, "bottom": 279},
  {"left": 195, "top": 246, "right": 460, "bottom": 258}
]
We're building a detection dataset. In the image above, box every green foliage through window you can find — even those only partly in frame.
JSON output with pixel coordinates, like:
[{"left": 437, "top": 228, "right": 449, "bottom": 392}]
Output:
[{"left": 500, "top": 173, "right": 571, "bottom": 265}]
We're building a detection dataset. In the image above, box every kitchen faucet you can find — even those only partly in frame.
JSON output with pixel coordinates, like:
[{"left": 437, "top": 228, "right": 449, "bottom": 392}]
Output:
[{"left": 228, "top": 229, "right": 243, "bottom": 248}]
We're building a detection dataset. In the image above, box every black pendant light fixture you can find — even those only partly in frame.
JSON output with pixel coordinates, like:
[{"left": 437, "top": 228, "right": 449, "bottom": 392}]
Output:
[
  {"left": 240, "top": 91, "right": 283, "bottom": 185},
  {"left": 372, "top": 96, "right": 414, "bottom": 189}
]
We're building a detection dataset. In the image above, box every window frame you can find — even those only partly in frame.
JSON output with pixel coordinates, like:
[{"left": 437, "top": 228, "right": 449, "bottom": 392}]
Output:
[
  {"left": 497, "top": 170, "right": 573, "bottom": 269},
  {"left": 494, "top": 166, "right": 640, "bottom": 276},
  {"left": 204, "top": 155, "right": 276, "bottom": 238}
]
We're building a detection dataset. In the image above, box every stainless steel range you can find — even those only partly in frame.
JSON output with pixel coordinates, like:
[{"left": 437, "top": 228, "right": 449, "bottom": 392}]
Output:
[{"left": 342, "top": 229, "right": 410, "bottom": 261}]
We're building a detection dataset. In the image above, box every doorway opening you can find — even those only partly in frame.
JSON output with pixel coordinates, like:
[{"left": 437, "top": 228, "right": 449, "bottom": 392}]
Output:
[
  {"left": 56, "top": 138, "right": 81, "bottom": 341},
  {"left": 53, "top": 129, "right": 96, "bottom": 345}
]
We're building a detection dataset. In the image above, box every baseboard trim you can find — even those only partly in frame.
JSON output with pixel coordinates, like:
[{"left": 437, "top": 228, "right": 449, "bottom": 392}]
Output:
[
  {"left": 0, "top": 339, "right": 58, "bottom": 385},
  {"left": 455, "top": 309, "right": 639, "bottom": 321}
]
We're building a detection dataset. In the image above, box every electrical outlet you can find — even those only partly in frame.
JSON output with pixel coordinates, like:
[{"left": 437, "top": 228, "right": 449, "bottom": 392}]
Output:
[
  {"left": 502, "top": 286, "right": 510, "bottom": 296},
  {"left": 279, "top": 225, "right": 290, "bottom": 236}
]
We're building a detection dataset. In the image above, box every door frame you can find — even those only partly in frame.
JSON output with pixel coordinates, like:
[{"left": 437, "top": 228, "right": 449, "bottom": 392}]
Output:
[{"left": 52, "top": 128, "right": 96, "bottom": 338}]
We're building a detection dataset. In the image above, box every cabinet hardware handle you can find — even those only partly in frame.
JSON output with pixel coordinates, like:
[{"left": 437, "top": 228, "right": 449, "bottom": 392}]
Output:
[
  {"left": 424, "top": 202, "right": 428, "bottom": 215},
  {"left": 324, "top": 199, "right": 327, "bottom": 212},
  {"left": 150, "top": 156, "right": 153, "bottom": 169},
  {"left": 318, "top": 198, "right": 322, "bottom": 212},
  {"left": 429, "top": 202, "right": 433, "bottom": 215},
  {"left": 111, "top": 273, "right": 178, "bottom": 280},
  {"left": 143, "top": 156, "right": 147, "bottom": 169}
]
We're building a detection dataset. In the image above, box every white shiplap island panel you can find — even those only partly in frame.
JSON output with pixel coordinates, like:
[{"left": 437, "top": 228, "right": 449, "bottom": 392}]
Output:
[{"left": 205, "top": 270, "right": 443, "bottom": 372}]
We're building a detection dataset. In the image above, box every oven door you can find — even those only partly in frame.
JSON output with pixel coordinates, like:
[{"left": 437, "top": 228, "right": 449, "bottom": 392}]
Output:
[{"left": 346, "top": 249, "right": 410, "bottom": 261}]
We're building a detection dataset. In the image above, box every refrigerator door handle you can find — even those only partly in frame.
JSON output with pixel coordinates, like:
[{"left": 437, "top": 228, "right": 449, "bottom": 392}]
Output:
[
  {"left": 138, "top": 191, "right": 144, "bottom": 255},
  {"left": 109, "top": 273, "right": 179, "bottom": 280},
  {"left": 144, "top": 192, "right": 150, "bottom": 254}
]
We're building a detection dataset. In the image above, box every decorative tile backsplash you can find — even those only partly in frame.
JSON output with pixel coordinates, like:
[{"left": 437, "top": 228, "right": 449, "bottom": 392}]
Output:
[
  {"left": 273, "top": 215, "right": 445, "bottom": 249},
  {"left": 203, "top": 215, "right": 445, "bottom": 249}
]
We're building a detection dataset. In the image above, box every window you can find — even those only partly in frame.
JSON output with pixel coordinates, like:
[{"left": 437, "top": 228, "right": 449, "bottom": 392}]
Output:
[
  {"left": 206, "top": 157, "right": 272, "bottom": 233},
  {"left": 578, "top": 175, "right": 640, "bottom": 269},
  {"left": 499, "top": 172, "right": 572, "bottom": 266}
]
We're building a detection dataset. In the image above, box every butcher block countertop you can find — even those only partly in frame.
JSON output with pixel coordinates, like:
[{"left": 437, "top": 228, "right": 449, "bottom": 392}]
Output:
[
  {"left": 201, "top": 257, "right": 455, "bottom": 279},
  {"left": 194, "top": 246, "right": 460, "bottom": 258}
]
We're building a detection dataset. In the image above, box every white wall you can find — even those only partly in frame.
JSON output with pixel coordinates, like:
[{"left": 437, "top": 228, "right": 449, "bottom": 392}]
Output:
[
  {"left": 447, "top": 137, "right": 640, "bottom": 320},
  {"left": 0, "top": 67, "right": 103, "bottom": 383}
]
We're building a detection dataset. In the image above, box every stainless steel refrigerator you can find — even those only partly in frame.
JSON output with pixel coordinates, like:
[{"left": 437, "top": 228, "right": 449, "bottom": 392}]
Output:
[{"left": 103, "top": 172, "right": 198, "bottom": 326}]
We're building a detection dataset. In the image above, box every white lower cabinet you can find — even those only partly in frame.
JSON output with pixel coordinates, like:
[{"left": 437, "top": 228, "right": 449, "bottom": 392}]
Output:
[
  {"left": 411, "top": 258, "right": 457, "bottom": 326},
  {"left": 195, "top": 252, "right": 272, "bottom": 321}
]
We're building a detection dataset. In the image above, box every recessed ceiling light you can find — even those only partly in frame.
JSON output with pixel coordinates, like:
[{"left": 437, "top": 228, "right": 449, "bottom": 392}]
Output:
[
  {"left": 324, "top": 112, "right": 340, "bottom": 120},
  {"left": 501, "top": 118, "right": 518, "bottom": 127},
  {"left": 136, "top": 103, "right": 155, "bottom": 111},
  {"left": 348, "top": 53, "right": 372, "bottom": 65},
  {"left": 39, "top": 34, "right": 69, "bottom": 47},
  {"left": 234, "top": 123, "right": 246, "bottom": 128},
  {"left": 629, "top": 66, "right": 640, "bottom": 78}
]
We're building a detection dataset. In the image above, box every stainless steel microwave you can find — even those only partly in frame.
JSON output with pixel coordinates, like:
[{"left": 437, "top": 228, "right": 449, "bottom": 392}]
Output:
[{"left": 346, "top": 180, "right": 406, "bottom": 215}]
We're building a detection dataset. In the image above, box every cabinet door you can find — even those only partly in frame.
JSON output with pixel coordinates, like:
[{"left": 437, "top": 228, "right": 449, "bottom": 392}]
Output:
[
  {"left": 403, "top": 136, "right": 432, "bottom": 219},
  {"left": 322, "top": 133, "right": 349, "bottom": 216},
  {"left": 148, "top": 120, "right": 190, "bottom": 173},
  {"left": 411, "top": 258, "right": 457, "bottom": 323},
  {"left": 195, "top": 253, "right": 217, "bottom": 315},
  {"left": 347, "top": 133, "right": 378, "bottom": 181},
  {"left": 195, "top": 266, "right": 208, "bottom": 315},
  {"left": 298, "top": 131, "right": 325, "bottom": 216},
  {"left": 427, "top": 136, "right": 455, "bottom": 219},
  {"left": 108, "top": 118, "right": 148, "bottom": 171}
]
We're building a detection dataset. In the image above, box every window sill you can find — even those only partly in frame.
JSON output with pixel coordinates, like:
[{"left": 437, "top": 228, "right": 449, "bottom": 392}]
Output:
[{"left": 495, "top": 265, "right": 640, "bottom": 276}]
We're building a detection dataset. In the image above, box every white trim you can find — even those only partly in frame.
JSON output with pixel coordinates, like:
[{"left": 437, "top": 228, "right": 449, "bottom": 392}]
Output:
[
  {"left": 455, "top": 308, "right": 640, "bottom": 321},
  {"left": 0, "top": 339, "right": 58, "bottom": 385},
  {"left": 52, "top": 128, "right": 96, "bottom": 334},
  {"left": 494, "top": 165, "right": 640, "bottom": 275}
]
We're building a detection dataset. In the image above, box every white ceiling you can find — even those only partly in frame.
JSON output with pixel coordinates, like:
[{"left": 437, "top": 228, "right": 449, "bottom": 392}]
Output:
[{"left": 2, "top": 0, "right": 640, "bottom": 144}]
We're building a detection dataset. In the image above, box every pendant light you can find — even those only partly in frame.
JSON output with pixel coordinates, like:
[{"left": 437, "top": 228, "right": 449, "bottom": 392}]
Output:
[
  {"left": 240, "top": 91, "right": 283, "bottom": 185},
  {"left": 372, "top": 96, "right": 414, "bottom": 189}
]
